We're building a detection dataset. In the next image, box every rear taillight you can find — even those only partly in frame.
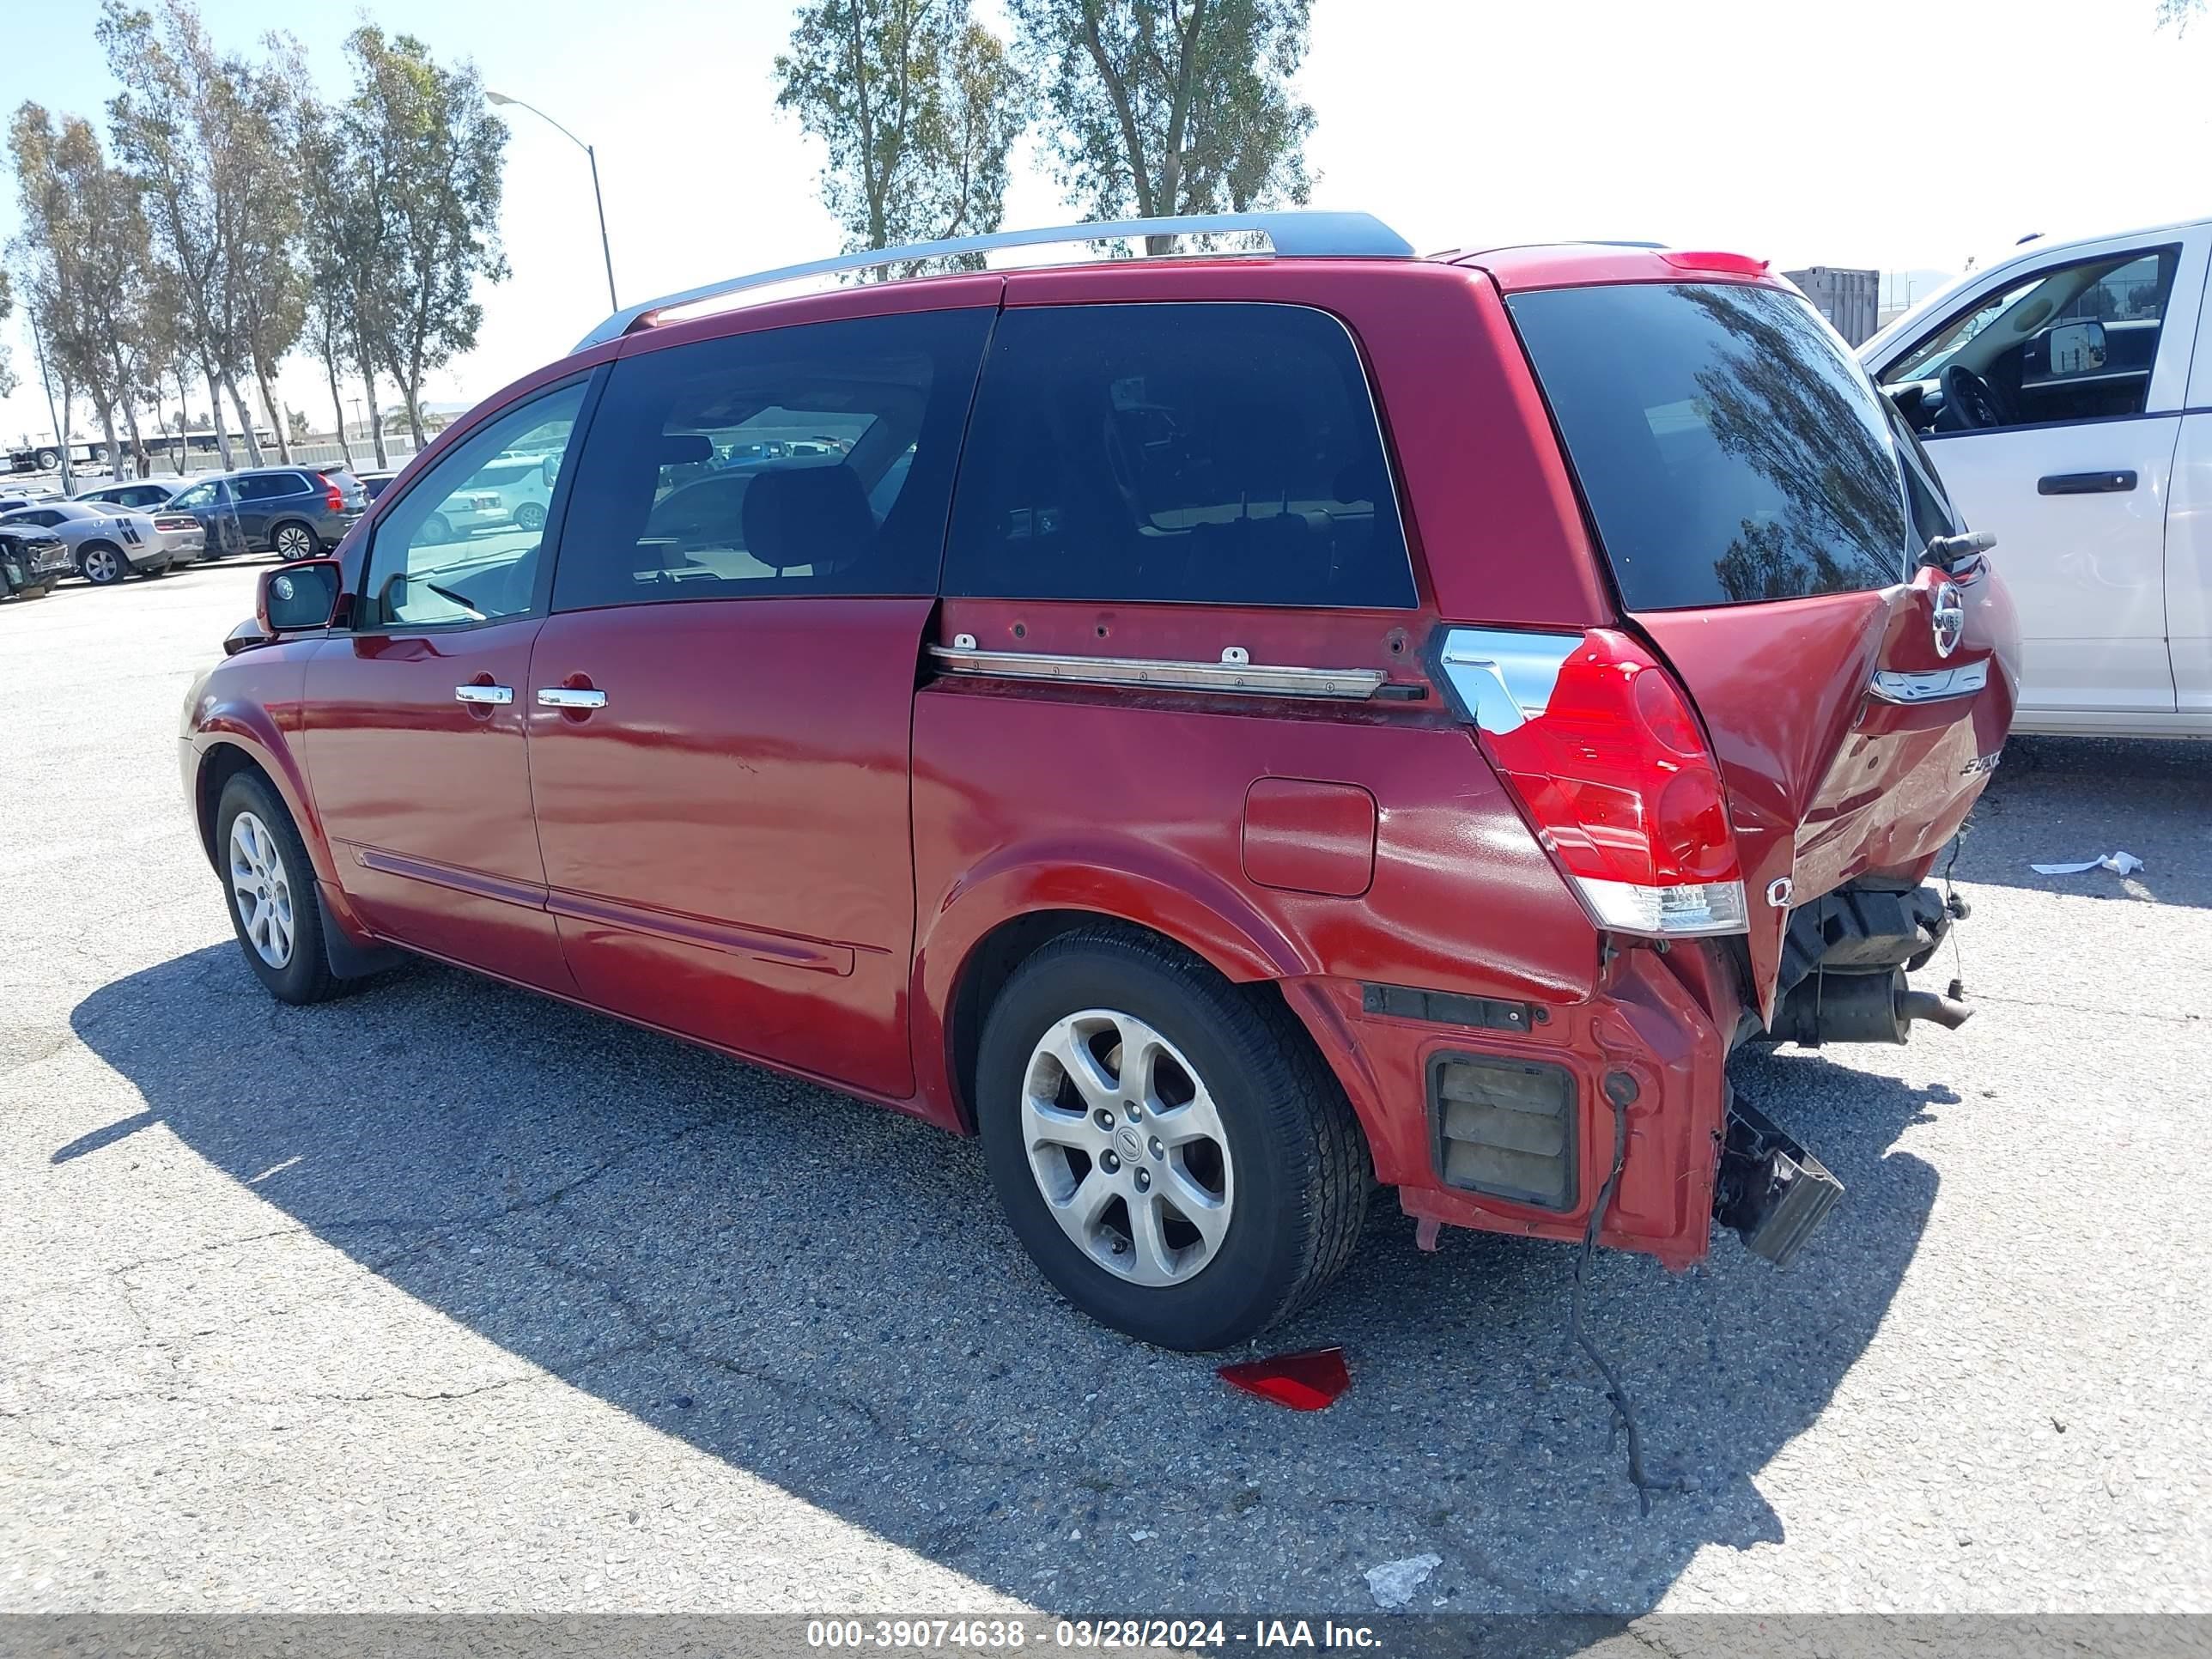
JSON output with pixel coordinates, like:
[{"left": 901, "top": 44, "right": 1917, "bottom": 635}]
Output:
[
  {"left": 1438, "top": 627, "right": 1747, "bottom": 938},
  {"left": 323, "top": 481, "right": 344, "bottom": 513}
]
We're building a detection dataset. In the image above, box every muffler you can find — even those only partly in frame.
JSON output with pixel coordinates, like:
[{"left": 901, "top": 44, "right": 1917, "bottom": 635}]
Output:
[{"left": 1771, "top": 966, "right": 1972, "bottom": 1047}]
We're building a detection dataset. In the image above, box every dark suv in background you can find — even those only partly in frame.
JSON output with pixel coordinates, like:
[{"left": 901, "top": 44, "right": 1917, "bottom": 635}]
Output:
[{"left": 166, "top": 467, "right": 366, "bottom": 562}]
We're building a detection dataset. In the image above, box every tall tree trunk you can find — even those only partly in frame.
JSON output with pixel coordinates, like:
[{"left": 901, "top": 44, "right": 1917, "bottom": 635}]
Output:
[
  {"left": 97, "top": 407, "right": 121, "bottom": 486},
  {"left": 320, "top": 336, "right": 354, "bottom": 468},
  {"left": 203, "top": 363, "right": 235, "bottom": 471},
  {"left": 399, "top": 370, "right": 425, "bottom": 448},
  {"left": 252, "top": 351, "right": 293, "bottom": 464},
  {"left": 171, "top": 368, "right": 191, "bottom": 473},
  {"left": 120, "top": 403, "right": 148, "bottom": 478},
  {"left": 225, "top": 375, "right": 266, "bottom": 465},
  {"left": 353, "top": 329, "right": 388, "bottom": 469}
]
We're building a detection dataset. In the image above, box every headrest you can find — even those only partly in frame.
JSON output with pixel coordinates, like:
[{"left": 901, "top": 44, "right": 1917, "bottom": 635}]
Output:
[{"left": 741, "top": 464, "right": 875, "bottom": 574}]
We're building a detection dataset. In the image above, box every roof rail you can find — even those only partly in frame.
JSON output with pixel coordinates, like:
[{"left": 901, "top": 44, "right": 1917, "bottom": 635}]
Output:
[{"left": 572, "top": 210, "right": 1413, "bottom": 350}]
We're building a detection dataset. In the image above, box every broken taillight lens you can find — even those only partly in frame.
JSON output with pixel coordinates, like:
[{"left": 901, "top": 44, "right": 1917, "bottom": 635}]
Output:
[
  {"left": 1218, "top": 1347, "right": 1352, "bottom": 1411},
  {"left": 1473, "top": 628, "right": 1747, "bottom": 938}
]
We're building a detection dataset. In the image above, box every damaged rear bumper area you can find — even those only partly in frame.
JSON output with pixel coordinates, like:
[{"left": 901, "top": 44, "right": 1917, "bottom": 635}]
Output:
[
  {"left": 1713, "top": 878, "right": 1972, "bottom": 1264},
  {"left": 1763, "top": 878, "right": 1972, "bottom": 1048}
]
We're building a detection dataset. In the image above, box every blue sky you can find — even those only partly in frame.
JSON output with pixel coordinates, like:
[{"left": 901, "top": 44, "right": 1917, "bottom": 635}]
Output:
[{"left": 4, "top": 0, "right": 2210, "bottom": 447}]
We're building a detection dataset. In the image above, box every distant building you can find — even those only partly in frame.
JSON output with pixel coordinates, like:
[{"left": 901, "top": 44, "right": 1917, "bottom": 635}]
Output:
[{"left": 1784, "top": 266, "right": 1880, "bottom": 345}]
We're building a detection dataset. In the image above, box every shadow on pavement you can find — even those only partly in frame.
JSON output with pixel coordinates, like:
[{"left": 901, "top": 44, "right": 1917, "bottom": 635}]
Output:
[
  {"left": 69, "top": 944, "right": 1942, "bottom": 1613},
  {"left": 1957, "top": 737, "right": 2209, "bottom": 909}
]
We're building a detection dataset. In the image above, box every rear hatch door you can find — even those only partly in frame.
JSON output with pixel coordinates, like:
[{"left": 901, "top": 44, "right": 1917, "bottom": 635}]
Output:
[{"left": 1507, "top": 276, "right": 2020, "bottom": 1018}]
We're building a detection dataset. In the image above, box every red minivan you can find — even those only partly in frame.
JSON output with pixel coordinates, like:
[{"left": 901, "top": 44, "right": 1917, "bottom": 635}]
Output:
[{"left": 181, "top": 214, "right": 2018, "bottom": 1352}]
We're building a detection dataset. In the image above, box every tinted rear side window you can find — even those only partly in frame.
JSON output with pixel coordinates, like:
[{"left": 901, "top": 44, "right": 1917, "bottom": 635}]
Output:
[
  {"left": 553, "top": 307, "right": 992, "bottom": 611},
  {"left": 1509, "top": 282, "right": 1910, "bottom": 610},
  {"left": 943, "top": 303, "right": 1415, "bottom": 608}
]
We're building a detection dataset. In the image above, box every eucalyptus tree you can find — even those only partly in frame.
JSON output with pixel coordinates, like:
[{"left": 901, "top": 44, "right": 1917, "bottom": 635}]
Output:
[
  {"left": 775, "top": 0, "right": 1025, "bottom": 260},
  {"left": 342, "top": 27, "right": 510, "bottom": 447},
  {"left": 7, "top": 103, "right": 161, "bottom": 479},
  {"left": 1008, "top": 0, "right": 1315, "bottom": 252}
]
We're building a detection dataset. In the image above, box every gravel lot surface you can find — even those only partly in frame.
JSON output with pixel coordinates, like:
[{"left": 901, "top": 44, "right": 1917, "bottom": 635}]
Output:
[{"left": 3, "top": 562, "right": 2207, "bottom": 1617}]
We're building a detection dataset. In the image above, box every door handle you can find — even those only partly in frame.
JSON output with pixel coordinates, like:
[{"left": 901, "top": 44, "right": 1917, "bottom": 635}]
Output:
[
  {"left": 2037, "top": 471, "right": 2136, "bottom": 495},
  {"left": 536, "top": 687, "right": 608, "bottom": 709},
  {"left": 453, "top": 684, "right": 514, "bottom": 705}
]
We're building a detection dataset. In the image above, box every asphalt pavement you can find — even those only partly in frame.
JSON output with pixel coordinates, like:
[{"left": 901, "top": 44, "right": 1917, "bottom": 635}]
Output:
[{"left": 3, "top": 562, "right": 2207, "bottom": 1617}]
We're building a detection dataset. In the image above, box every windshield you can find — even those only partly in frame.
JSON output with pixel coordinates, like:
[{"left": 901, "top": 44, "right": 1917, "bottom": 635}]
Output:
[{"left": 1510, "top": 281, "right": 1912, "bottom": 610}]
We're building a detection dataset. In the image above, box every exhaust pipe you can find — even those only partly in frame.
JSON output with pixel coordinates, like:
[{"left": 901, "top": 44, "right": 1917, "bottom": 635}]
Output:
[
  {"left": 1772, "top": 968, "right": 1973, "bottom": 1047},
  {"left": 1897, "top": 987, "right": 1973, "bottom": 1031}
]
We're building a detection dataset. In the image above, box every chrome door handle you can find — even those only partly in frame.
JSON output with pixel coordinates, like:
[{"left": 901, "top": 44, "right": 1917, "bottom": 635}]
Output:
[
  {"left": 453, "top": 684, "right": 514, "bottom": 705},
  {"left": 536, "top": 687, "right": 607, "bottom": 709}
]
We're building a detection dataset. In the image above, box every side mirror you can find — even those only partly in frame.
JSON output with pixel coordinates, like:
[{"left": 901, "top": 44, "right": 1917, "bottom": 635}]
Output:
[
  {"left": 257, "top": 557, "right": 343, "bottom": 634},
  {"left": 222, "top": 617, "right": 270, "bottom": 657},
  {"left": 2046, "top": 320, "right": 2107, "bottom": 376}
]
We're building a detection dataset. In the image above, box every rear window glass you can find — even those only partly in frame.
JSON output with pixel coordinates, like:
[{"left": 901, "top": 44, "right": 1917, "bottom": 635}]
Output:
[
  {"left": 943, "top": 302, "right": 1415, "bottom": 609},
  {"left": 1509, "top": 282, "right": 1911, "bottom": 610}
]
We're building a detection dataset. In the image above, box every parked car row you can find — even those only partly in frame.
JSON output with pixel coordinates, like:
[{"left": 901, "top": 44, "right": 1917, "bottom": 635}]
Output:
[
  {"left": 183, "top": 210, "right": 2021, "bottom": 1352},
  {"left": 2, "top": 465, "right": 371, "bottom": 599}
]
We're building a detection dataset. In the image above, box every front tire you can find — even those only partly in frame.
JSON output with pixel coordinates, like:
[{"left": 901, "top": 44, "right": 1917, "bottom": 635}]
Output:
[
  {"left": 79, "top": 543, "right": 128, "bottom": 586},
  {"left": 421, "top": 511, "right": 453, "bottom": 544},
  {"left": 514, "top": 501, "right": 547, "bottom": 532},
  {"left": 977, "top": 926, "right": 1368, "bottom": 1351},
  {"left": 271, "top": 520, "right": 319, "bottom": 562},
  {"left": 216, "top": 771, "right": 341, "bottom": 1005}
]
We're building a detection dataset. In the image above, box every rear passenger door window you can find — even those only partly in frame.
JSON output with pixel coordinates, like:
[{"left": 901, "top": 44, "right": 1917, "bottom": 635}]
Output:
[
  {"left": 942, "top": 303, "right": 1416, "bottom": 609},
  {"left": 551, "top": 307, "right": 994, "bottom": 611}
]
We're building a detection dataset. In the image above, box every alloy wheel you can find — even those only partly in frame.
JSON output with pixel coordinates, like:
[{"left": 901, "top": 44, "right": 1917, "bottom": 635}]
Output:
[
  {"left": 228, "top": 810, "right": 295, "bottom": 969},
  {"left": 275, "top": 525, "right": 315, "bottom": 561},
  {"left": 82, "top": 547, "right": 123, "bottom": 584},
  {"left": 1021, "top": 1009, "right": 1234, "bottom": 1287}
]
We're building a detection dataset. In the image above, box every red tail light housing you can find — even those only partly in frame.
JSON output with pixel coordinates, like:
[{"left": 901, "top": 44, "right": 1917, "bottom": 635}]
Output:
[
  {"left": 1438, "top": 627, "right": 1747, "bottom": 938},
  {"left": 322, "top": 480, "right": 344, "bottom": 513}
]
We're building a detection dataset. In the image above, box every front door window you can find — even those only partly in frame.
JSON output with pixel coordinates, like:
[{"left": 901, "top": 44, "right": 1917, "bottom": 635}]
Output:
[
  {"left": 360, "top": 385, "right": 587, "bottom": 630},
  {"left": 1881, "top": 246, "right": 2179, "bottom": 433}
]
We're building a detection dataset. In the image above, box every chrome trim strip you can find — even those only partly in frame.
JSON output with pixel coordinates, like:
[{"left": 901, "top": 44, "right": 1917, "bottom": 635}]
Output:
[
  {"left": 545, "top": 889, "right": 856, "bottom": 976},
  {"left": 1868, "top": 659, "right": 1990, "bottom": 704},
  {"left": 1435, "top": 628, "right": 1579, "bottom": 733},
  {"left": 927, "top": 645, "right": 1387, "bottom": 701},
  {"left": 574, "top": 210, "right": 1413, "bottom": 349}
]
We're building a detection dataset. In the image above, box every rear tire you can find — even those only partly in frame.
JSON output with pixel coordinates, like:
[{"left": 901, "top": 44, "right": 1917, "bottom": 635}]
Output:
[
  {"left": 215, "top": 770, "right": 342, "bottom": 1005},
  {"left": 271, "top": 520, "right": 319, "bottom": 562},
  {"left": 976, "top": 925, "right": 1368, "bottom": 1351},
  {"left": 514, "top": 501, "right": 547, "bottom": 532},
  {"left": 421, "top": 511, "right": 453, "bottom": 544},
  {"left": 79, "top": 543, "right": 128, "bottom": 586}
]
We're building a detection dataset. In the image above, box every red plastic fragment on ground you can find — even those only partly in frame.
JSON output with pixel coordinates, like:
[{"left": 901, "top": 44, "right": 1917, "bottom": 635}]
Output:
[{"left": 1217, "top": 1346, "right": 1351, "bottom": 1410}]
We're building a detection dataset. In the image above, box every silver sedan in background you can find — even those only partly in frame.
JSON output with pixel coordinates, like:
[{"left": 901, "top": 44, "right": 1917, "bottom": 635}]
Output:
[{"left": 0, "top": 500, "right": 177, "bottom": 585}]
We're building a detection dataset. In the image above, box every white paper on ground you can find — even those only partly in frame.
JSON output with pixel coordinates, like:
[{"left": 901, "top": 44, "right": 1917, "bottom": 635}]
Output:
[
  {"left": 1364, "top": 1553, "right": 1442, "bottom": 1609},
  {"left": 2029, "top": 851, "right": 2145, "bottom": 876}
]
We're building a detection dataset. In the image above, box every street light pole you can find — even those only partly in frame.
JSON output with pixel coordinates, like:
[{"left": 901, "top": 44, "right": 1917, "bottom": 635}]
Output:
[{"left": 486, "top": 90, "right": 618, "bottom": 313}]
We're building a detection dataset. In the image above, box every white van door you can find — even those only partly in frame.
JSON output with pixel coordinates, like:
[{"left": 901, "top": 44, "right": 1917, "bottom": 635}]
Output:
[
  {"left": 1868, "top": 227, "right": 2209, "bottom": 733},
  {"left": 2169, "top": 255, "right": 2212, "bottom": 728}
]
